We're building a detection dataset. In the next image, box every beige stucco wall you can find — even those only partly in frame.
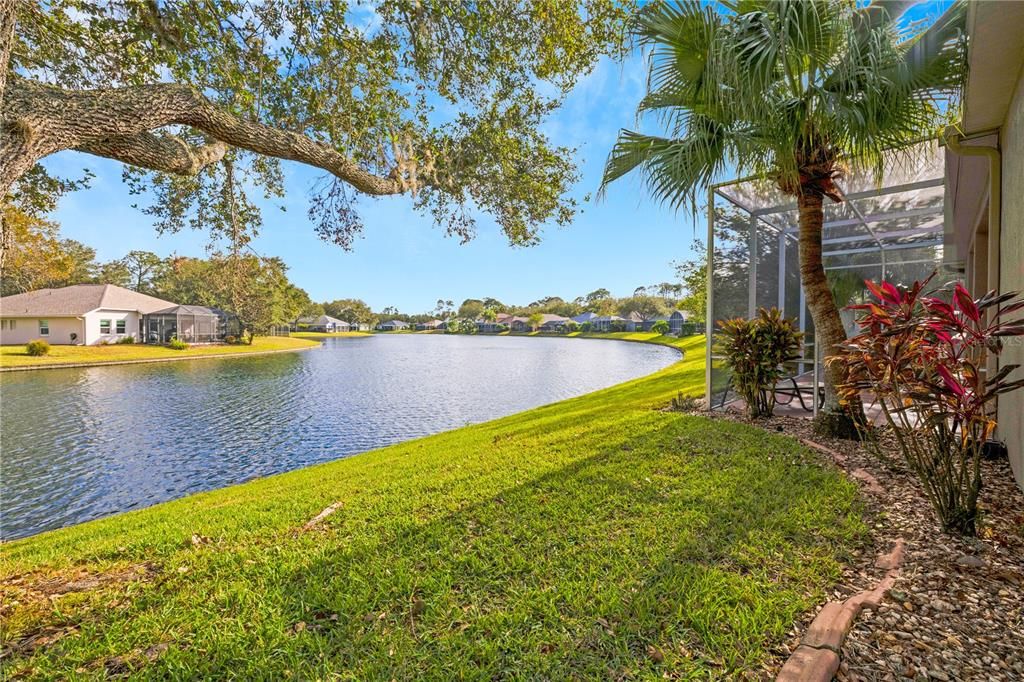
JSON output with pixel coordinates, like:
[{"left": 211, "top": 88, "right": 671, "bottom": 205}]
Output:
[
  {"left": 1000, "top": 67, "right": 1024, "bottom": 489},
  {"left": 0, "top": 310, "right": 143, "bottom": 346},
  {"left": 0, "top": 317, "right": 84, "bottom": 345},
  {"left": 82, "top": 310, "right": 141, "bottom": 345}
]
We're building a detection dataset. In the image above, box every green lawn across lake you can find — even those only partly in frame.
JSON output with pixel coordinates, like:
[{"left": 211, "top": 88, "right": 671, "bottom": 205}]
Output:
[
  {"left": 1, "top": 334, "right": 866, "bottom": 679},
  {"left": 0, "top": 335, "right": 318, "bottom": 369}
]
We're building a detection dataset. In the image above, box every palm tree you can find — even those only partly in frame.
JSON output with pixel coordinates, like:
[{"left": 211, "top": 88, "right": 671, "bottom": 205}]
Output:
[{"left": 601, "top": 0, "right": 966, "bottom": 436}]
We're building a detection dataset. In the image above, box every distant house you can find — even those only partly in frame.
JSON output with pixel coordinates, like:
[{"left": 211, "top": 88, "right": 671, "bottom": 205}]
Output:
[
  {"left": 668, "top": 310, "right": 687, "bottom": 334},
  {"left": 641, "top": 316, "right": 668, "bottom": 332},
  {"left": 509, "top": 317, "right": 530, "bottom": 332},
  {"left": 415, "top": 319, "right": 443, "bottom": 331},
  {"left": 294, "top": 314, "right": 351, "bottom": 333},
  {"left": 0, "top": 284, "right": 177, "bottom": 345},
  {"left": 475, "top": 319, "right": 505, "bottom": 333},
  {"left": 351, "top": 322, "right": 371, "bottom": 332},
  {"left": 572, "top": 311, "right": 599, "bottom": 325},
  {"left": 537, "top": 314, "right": 571, "bottom": 332},
  {"left": 640, "top": 310, "right": 688, "bottom": 334},
  {"left": 377, "top": 319, "right": 409, "bottom": 331},
  {"left": 591, "top": 315, "right": 628, "bottom": 332}
]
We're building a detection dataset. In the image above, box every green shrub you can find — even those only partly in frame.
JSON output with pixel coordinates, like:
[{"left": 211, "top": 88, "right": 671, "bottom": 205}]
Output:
[
  {"left": 25, "top": 339, "right": 51, "bottom": 356},
  {"left": 167, "top": 337, "right": 189, "bottom": 351},
  {"left": 651, "top": 320, "right": 670, "bottom": 335},
  {"left": 224, "top": 335, "right": 237, "bottom": 345},
  {"left": 715, "top": 307, "right": 802, "bottom": 419},
  {"left": 115, "top": 336, "right": 135, "bottom": 344}
]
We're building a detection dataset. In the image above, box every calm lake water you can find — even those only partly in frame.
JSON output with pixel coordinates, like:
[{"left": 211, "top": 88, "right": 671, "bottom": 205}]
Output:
[{"left": 1, "top": 335, "right": 679, "bottom": 540}]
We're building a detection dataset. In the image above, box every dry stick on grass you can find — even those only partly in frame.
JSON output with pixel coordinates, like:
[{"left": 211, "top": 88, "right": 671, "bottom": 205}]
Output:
[{"left": 300, "top": 502, "right": 343, "bottom": 532}]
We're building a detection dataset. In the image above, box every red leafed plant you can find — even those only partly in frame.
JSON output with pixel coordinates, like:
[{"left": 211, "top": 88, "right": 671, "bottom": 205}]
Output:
[{"left": 827, "top": 273, "right": 1024, "bottom": 535}]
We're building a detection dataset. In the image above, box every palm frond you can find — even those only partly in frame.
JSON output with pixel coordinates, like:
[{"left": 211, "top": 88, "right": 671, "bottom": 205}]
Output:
[
  {"left": 601, "top": 0, "right": 968, "bottom": 209},
  {"left": 600, "top": 117, "right": 731, "bottom": 211}
]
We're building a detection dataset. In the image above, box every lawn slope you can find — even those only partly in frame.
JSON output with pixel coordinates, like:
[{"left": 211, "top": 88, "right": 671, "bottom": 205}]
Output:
[
  {"left": 0, "top": 336, "right": 318, "bottom": 369},
  {"left": 1, "top": 335, "right": 865, "bottom": 679}
]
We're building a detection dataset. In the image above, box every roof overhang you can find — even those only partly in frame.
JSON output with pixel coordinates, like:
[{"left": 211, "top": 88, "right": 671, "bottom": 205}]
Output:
[
  {"left": 961, "top": 1, "right": 1024, "bottom": 134},
  {"left": 942, "top": 1, "right": 1024, "bottom": 266}
]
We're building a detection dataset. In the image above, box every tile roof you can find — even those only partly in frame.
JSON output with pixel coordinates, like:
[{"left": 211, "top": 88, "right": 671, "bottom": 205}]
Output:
[{"left": 0, "top": 284, "right": 176, "bottom": 317}]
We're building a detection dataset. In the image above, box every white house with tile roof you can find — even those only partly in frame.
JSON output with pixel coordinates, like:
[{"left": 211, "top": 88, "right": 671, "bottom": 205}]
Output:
[{"left": 0, "top": 284, "right": 176, "bottom": 345}]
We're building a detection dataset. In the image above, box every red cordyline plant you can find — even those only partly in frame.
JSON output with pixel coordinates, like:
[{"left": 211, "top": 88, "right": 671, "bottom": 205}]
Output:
[{"left": 827, "top": 273, "right": 1024, "bottom": 535}]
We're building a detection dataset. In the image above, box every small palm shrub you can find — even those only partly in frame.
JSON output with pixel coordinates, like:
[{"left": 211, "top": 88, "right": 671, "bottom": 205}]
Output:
[
  {"left": 167, "top": 337, "right": 189, "bottom": 350},
  {"left": 829, "top": 275, "right": 1024, "bottom": 535},
  {"left": 716, "top": 308, "right": 803, "bottom": 418},
  {"left": 25, "top": 339, "right": 50, "bottom": 356},
  {"left": 651, "top": 320, "right": 670, "bottom": 335},
  {"left": 116, "top": 336, "right": 135, "bottom": 344}
]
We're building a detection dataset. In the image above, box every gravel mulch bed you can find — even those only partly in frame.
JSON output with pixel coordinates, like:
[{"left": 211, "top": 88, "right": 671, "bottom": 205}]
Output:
[{"left": 692, "top": 409, "right": 1024, "bottom": 681}]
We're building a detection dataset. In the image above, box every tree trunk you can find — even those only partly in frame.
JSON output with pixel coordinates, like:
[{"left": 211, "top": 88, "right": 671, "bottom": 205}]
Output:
[
  {"left": 0, "top": 0, "right": 17, "bottom": 270},
  {"left": 797, "top": 191, "right": 866, "bottom": 438}
]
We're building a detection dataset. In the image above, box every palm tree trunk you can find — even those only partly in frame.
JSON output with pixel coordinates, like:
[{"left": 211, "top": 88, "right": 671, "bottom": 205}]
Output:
[{"left": 797, "top": 191, "right": 866, "bottom": 438}]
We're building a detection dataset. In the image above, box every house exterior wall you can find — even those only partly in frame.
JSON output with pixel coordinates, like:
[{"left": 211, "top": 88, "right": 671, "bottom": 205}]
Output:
[
  {"left": 82, "top": 310, "right": 142, "bottom": 345},
  {"left": 0, "top": 316, "right": 84, "bottom": 345},
  {"left": 1000, "top": 68, "right": 1024, "bottom": 488}
]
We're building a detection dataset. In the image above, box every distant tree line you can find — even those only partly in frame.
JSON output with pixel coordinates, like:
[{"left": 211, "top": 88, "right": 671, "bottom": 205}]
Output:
[
  {"left": 2, "top": 205, "right": 707, "bottom": 333},
  {"left": 320, "top": 264, "right": 707, "bottom": 328},
  {"left": 0, "top": 206, "right": 316, "bottom": 339}
]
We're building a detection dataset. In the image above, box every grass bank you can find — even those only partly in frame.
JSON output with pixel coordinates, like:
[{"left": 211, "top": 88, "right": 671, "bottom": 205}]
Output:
[
  {"left": 0, "top": 336, "right": 318, "bottom": 370},
  {"left": 1, "top": 335, "right": 866, "bottom": 679}
]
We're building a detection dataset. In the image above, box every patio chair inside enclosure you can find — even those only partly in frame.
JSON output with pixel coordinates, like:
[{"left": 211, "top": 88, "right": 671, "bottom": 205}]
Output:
[{"left": 706, "top": 142, "right": 954, "bottom": 416}]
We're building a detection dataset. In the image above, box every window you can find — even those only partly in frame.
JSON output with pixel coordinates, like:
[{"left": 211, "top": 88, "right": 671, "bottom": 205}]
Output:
[
  {"left": 8, "top": 320, "right": 14, "bottom": 330},
  {"left": 1, "top": 320, "right": 6, "bottom": 330},
  {"left": 116, "top": 319, "right": 126, "bottom": 334},
  {"left": 100, "top": 319, "right": 111, "bottom": 334},
  {"left": 38, "top": 320, "right": 49, "bottom": 336}
]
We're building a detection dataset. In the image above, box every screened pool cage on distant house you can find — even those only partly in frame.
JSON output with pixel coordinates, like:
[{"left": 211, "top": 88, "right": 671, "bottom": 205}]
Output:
[
  {"left": 143, "top": 305, "right": 241, "bottom": 344},
  {"left": 705, "top": 143, "right": 956, "bottom": 414}
]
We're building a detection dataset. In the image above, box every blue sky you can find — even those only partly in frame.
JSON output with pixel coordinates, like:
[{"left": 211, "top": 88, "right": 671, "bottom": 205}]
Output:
[
  {"left": 39, "top": 1, "right": 950, "bottom": 313},
  {"left": 42, "top": 53, "right": 698, "bottom": 313}
]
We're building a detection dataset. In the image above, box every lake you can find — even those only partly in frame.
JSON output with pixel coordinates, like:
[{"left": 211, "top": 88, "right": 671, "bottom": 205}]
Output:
[{"left": 0, "top": 335, "right": 679, "bottom": 540}]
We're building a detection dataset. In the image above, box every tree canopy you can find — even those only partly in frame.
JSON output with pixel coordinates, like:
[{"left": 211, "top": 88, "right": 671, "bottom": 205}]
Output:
[{"left": 1, "top": 0, "right": 632, "bottom": 264}]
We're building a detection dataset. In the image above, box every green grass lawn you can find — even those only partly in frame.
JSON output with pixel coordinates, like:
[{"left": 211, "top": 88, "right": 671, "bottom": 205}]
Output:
[
  {"left": 1, "top": 335, "right": 866, "bottom": 679},
  {"left": 0, "top": 336, "right": 318, "bottom": 369}
]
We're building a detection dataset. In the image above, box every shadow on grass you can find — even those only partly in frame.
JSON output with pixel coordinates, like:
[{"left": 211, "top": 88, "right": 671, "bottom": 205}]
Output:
[{"left": 67, "top": 417, "right": 863, "bottom": 680}]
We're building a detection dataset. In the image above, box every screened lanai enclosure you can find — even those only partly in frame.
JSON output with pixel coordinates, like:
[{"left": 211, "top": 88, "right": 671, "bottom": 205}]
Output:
[
  {"left": 143, "top": 305, "right": 241, "bottom": 344},
  {"left": 706, "top": 143, "right": 956, "bottom": 413}
]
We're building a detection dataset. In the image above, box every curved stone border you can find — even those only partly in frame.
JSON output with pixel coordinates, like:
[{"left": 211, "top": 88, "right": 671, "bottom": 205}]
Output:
[
  {"left": 776, "top": 437, "right": 905, "bottom": 681},
  {"left": 0, "top": 343, "right": 317, "bottom": 372},
  {"left": 777, "top": 539, "right": 905, "bottom": 681}
]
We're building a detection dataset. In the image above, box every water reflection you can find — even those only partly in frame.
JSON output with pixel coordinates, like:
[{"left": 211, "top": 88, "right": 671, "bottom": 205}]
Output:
[{"left": 1, "top": 335, "right": 678, "bottom": 540}]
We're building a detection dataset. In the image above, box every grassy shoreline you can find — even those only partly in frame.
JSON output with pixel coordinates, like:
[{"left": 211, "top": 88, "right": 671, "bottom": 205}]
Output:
[
  {"left": 1, "top": 334, "right": 865, "bottom": 679},
  {"left": 0, "top": 336, "right": 319, "bottom": 371}
]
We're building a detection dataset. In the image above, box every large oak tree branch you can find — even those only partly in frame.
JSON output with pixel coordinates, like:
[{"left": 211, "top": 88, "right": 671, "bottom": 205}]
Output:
[
  {"left": 2, "top": 78, "right": 408, "bottom": 197},
  {"left": 77, "top": 133, "right": 229, "bottom": 176}
]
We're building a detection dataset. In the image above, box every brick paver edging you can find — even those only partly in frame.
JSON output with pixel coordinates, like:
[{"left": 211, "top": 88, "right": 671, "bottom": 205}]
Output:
[
  {"left": 0, "top": 344, "right": 317, "bottom": 372},
  {"left": 776, "top": 437, "right": 906, "bottom": 681}
]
